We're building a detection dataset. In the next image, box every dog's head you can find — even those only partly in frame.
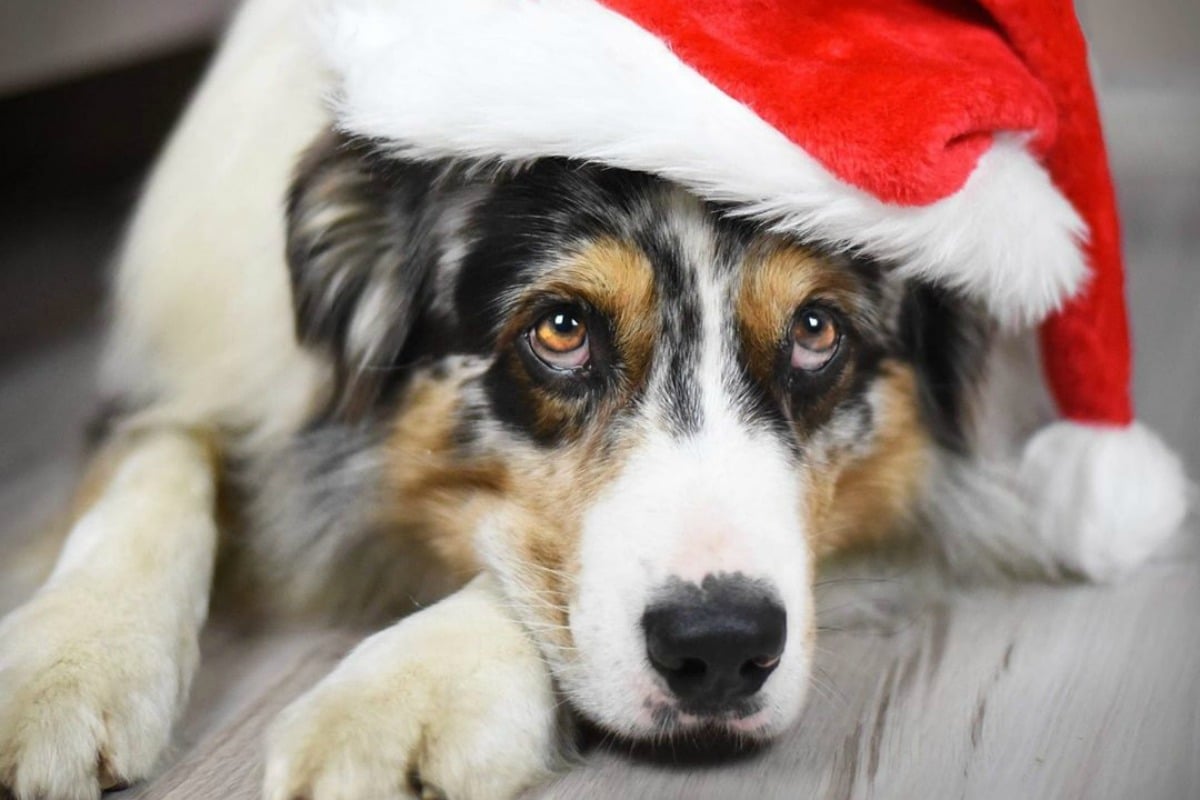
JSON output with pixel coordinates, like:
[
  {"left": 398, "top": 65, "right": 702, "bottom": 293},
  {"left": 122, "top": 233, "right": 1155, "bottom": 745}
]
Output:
[{"left": 286, "top": 134, "right": 986, "bottom": 741}]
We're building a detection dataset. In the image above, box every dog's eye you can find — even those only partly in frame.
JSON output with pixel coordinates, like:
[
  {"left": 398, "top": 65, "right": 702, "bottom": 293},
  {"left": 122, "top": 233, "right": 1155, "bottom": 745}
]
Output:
[
  {"left": 791, "top": 306, "right": 840, "bottom": 371},
  {"left": 529, "top": 307, "right": 590, "bottom": 370}
]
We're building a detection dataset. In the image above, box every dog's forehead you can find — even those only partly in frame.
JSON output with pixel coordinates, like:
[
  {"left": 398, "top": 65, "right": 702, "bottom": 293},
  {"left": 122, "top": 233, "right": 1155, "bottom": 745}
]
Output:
[
  {"left": 452, "top": 167, "right": 762, "bottom": 341},
  {"left": 424, "top": 160, "right": 900, "bottom": 453}
]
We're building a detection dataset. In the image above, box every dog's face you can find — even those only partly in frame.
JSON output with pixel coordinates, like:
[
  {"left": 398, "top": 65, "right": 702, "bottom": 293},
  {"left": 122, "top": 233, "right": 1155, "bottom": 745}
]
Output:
[{"left": 287, "top": 136, "right": 967, "bottom": 742}]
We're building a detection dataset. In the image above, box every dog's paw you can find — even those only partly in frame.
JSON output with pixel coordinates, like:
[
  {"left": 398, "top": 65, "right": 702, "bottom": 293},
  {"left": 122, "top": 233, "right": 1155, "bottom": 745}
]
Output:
[
  {"left": 0, "top": 589, "right": 191, "bottom": 800},
  {"left": 263, "top": 578, "right": 565, "bottom": 800}
]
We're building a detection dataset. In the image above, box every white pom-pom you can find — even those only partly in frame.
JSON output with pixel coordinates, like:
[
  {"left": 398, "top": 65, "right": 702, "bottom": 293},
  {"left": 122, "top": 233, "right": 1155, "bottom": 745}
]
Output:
[{"left": 1020, "top": 421, "right": 1191, "bottom": 581}]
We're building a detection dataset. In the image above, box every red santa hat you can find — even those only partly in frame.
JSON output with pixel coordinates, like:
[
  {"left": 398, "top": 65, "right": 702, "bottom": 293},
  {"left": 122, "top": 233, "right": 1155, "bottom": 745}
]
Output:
[{"left": 316, "top": 0, "right": 1188, "bottom": 578}]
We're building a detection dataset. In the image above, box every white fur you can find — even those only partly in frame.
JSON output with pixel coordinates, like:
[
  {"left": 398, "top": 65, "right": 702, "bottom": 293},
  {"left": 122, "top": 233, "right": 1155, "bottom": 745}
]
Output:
[
  {"left": 473, "top": 201, "right": 812, "bottom": 739},
  {"left": 549, "top": 204, "right": 813, "bottom": 734},
  {"left": 1020, "top": 421, "right": 1191, "bottom": 581},
  {"left": 0, "top": 431, "right": 217, "bottom": 800},
  {"left": 263, "top": 575, "right": 563, "bottom": 800},
  {"left": 103, "top": 0, "right": 330, "bottom": 443},
  {"left": 553, "top": 421, "right": 812, "bottom": 738},
  {"left": 318, "top": 0, "right": 1087, "bottom": 327}
]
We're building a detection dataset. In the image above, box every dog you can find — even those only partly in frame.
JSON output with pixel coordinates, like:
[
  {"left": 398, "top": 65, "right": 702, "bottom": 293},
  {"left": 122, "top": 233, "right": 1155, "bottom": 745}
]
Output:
[{"left": 0, "top": 1, "right": 1141, "bottom": 798}]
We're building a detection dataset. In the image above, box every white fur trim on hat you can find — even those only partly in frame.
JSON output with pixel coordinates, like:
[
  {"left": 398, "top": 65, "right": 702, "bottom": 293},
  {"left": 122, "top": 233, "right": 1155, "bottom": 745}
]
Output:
[
  {"left": 1020, "top": 421, "right": 1191, "bottom": 581},
  {"left": 315, "top": 0, "right": 1088, "bottom": 328}
]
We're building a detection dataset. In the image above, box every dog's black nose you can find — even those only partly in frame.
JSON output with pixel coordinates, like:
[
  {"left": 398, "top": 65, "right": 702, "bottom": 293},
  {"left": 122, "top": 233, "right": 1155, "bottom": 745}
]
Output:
[{"left": 642, "top": 574, "right": 786, "bottom": 709}]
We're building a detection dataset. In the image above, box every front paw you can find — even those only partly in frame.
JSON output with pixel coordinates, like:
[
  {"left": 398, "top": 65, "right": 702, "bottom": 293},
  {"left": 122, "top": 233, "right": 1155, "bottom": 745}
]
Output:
[
  {"left": 0, "top": 591, "right": 192, "bottom": 800},
  {"left": 263, "top": 580, "right": 565, "bottom": 800}
]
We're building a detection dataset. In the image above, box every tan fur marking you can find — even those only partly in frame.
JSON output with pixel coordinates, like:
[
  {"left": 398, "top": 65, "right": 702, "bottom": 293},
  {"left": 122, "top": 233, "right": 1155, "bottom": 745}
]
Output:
[
  {"left": 379, "top": 238, "right": 656, "bottom": 647},
  {"left": 386, "top": 383, "right": 643, "bottom": 652},
  {"left": 384, "top": 370, "right": 503, "bottom": 578},
  {"left": 737, "top": 244, "right": 861, "bottom": 384},
  {"left": 555, "top": 238, "right": 657, "bottom": 389},
  {"left": 500, "top": 424, "right": 642, "bottom": 649},
  {"left": 807, "top": 364, "right": 931, "bottom": 556},
  {"left": 496, "top": 237, "right": 657, "bottom": 439},
  {"left": 383, "top": 361, "right": 644, "bottom": 652}
]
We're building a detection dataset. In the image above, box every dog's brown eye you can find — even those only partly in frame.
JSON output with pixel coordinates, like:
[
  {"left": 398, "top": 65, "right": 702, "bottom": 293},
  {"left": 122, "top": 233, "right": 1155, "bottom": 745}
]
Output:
[
  {"left": 791, "top": 306, "right": 840, "bottom": 371},
  {"left": 529, "top": 308, "right": 590, "bottom": 370}
]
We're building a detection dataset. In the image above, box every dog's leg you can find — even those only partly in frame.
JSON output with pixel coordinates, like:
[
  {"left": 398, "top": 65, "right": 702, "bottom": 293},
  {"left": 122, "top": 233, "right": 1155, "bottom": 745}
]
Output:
[
  {"left": 263, "top": 573, "right": 566, "bottom": 800},
  {"left": 0, "top": 427, "right": 218, "bottom": 800}
]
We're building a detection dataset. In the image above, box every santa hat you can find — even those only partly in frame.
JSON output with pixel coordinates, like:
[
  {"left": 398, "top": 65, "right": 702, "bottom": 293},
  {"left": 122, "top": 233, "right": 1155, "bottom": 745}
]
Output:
[{"left": 316, "top": 0, "right": 1188, "bottom": 578}]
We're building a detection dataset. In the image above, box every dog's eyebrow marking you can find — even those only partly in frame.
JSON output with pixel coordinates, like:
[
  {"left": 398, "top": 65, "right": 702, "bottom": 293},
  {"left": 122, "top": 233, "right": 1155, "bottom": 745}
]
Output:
[
  {"left": 736, "top": 244, "right": 862, "bottom": 387},
  {"left": 516, "top": 237, "right": 659, "bottom": 390}
]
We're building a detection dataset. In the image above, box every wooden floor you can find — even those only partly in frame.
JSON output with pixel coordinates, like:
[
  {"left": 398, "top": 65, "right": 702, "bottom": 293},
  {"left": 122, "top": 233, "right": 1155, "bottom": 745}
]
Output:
[{"left": 2, "top": 68, "right": 1199, "bottom": 800}]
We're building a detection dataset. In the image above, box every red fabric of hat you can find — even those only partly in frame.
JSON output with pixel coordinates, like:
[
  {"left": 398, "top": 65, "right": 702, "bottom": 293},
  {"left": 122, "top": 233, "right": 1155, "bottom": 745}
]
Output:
[
  {"left": 319, "top": 0, "right": 1188, "bottom": 579},
  {"left": 601, "top": 0, "right": 1131, "bottom": 426}
]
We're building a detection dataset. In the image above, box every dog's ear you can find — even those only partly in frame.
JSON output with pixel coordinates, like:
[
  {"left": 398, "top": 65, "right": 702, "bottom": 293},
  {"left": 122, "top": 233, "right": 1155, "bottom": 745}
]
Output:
[
  {"left": 286, "top": 133, "right": 451, "bottom": 418},
  {"left": 898, "top": 281, "right": 993, "bottom": 454}
]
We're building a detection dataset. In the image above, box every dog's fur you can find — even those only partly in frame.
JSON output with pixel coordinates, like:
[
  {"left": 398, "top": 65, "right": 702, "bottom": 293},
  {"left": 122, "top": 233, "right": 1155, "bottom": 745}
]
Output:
[{"left": 0, "top": 2, "right": 1084, "bottom": 799}]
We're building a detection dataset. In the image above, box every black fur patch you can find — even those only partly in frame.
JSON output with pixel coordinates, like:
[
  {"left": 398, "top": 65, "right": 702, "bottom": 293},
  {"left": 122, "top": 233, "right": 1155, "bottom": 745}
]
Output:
[
  {"left": 286, "top": 134, "right": 483, "bottom": 418},
  {"left": 899, "top": 283, "right": 993, "bottom": 453},
  {"left": 285, "top": 133, "right": 989, "bottom": 460}
]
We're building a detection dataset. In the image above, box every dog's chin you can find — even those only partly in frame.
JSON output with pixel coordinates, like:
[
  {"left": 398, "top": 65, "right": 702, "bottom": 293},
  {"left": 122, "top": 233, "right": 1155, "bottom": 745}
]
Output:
[
  {"left": 575, "top": 694, "right": 790, "bottom": 751},
  {"left": 577, "top": 709, "right": 781, "bottom": 764},
  {"left": 648, "top": 704, "right": 781, "bottom": 743},
  {"left": 555, "top": 657, "right": 809, "bottom": 752}
]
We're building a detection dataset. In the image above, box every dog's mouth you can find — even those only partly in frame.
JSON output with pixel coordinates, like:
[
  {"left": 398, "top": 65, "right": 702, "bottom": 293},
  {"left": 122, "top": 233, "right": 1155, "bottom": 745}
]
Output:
[
  {"left": 643, "top": 696, "right": 775, "bottom": 739},
  {"left": 578, "top": 708, "right": 776, "bottom": 765}
]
